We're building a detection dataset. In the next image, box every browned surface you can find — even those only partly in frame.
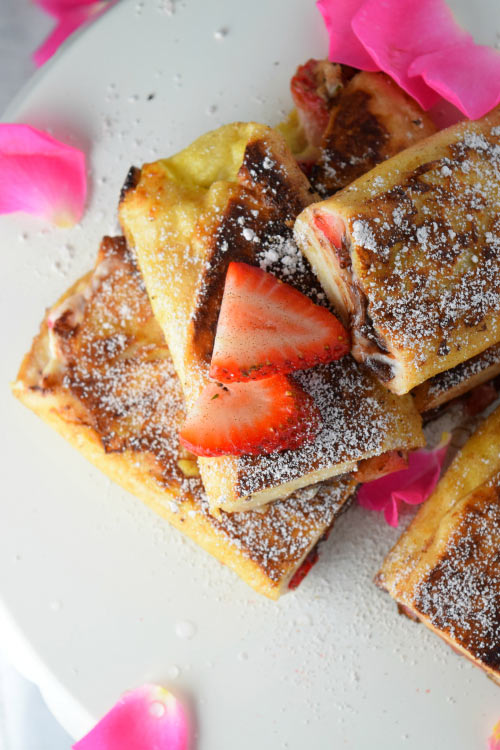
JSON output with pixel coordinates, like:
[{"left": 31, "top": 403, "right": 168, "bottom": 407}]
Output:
[
  {"left": 412, "top": 479, "right": 500, "bottom": 674},
  {"left": 413, "top": 342, "right": 500, "bottom": 412},
  {"left": 14, "top": 236, "right": 357, "bottom": 597},
  {"left": 311, "top": 70, "right": 436, "bottom": 196},
  {"left": 378, "top": 407, "right": 500, "bottom": 679},
  {"left": 297, "top": 108, "right": 500, "bottom": 394},
  {"left": 189, "top": 141, "right": 323, "bottom": 370},
  {"left": 119, "top": 123, "right": 320, "bottom": 399},
  {"left": 345, "top": 140, "right": 500, "bottom": 356},
  {"left": 22, "top": 236, "right": 183, "bottom": 482},
  {"left": 120, "top": 123, "right": 424, "bottom": 510}
]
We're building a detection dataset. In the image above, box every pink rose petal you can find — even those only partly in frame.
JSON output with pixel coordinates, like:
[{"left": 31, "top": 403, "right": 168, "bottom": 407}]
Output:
[
  {"left": 35, "top": 0, "right": 99, "bottom": 16},
  {"left": 33, "top": 0, "right": 110, "bottom": 67},
  {"left": 351, "top": 0, "right": 472, "bottom": 109},
  {"left": 383, "top": 496, "right": 399, "bottom": 528},
  {"left": 73, "top": 685, "right": 189, "bottom": 750},
  {"left": 357, "top": 441, "right": 449, "bottom": 527},
  {"left": 409, "top": 42, "right": 500, "bottom": 120},
  {"left": 316, "top": 0, "right": 380, "bottom": 71},
  {"left": 489, "top": 720, "right": 500, "bottom": 750},
  {"left": 33, "top": 7, "right": 96, "bottom": 67},
  {"left": 0, "top": 124, "right": 86, "bottom": 226},
  {"left": 427, "top": 98, "right": 464, "bottom": 130},
  {"left": 318, "top": 0, "right": 500, "bottom": 120}
]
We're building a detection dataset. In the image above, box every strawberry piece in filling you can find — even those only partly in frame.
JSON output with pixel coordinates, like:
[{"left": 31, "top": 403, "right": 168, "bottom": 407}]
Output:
[
  {"left": 313, "top": 213, "right": 345, "bottom": 251},
  {"left": 209, "top": 262, "right": 349, "bottom": 383},
  {"left": 288, "top": 546, "right": 320, "bottom": 590},
  {"left": 179, "top": 374, "right": 321, "bottom": 457},
  {"left": 290, "top": 59, "right": 351, "bottom": 148},
  {"left": 291, "top": 59, "right": 332, "bottom": 147}
]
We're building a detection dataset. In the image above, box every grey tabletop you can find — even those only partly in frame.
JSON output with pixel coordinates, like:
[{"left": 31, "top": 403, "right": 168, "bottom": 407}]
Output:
[{"left": 1, "top": 2, "right": 76, "bottom": 748}]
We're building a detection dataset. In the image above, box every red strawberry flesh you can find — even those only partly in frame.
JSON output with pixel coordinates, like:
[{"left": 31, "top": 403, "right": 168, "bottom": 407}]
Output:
[
  {"left": 290, "top": 59, "right": 331, "bottom": 147},
  {"left": 288, "top": 546, "right": 320, "bottom": 590},
  {"left": 209, "top": 262, "right": 350, "bottom": 383},
  {"left": 313, "top": 212, "right": 345, "bottom": 250},
  {"left": 179, "top": 374, "right": 321, "bottom": 457}
]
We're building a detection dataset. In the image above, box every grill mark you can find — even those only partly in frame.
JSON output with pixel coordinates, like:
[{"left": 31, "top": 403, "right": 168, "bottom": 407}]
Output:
[
  {"left": 190, "top": 138, "right": 322, "bottom": 364},
  {"left": 239, "top": 139, "right": 313, "bottom": 222},
  {"left": 311, "top": 89, "right": 389, "bottom": 196},
  {"left": 120, "top": 166, "right": 142, "bottom": 204}
]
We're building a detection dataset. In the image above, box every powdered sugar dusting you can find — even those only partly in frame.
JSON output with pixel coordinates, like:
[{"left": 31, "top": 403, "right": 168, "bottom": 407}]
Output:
[
  {"left": 352, "top": 219, "right": 378, "bottom": 253},
  {"left": 426, "top": 342, "right": 500, "bottom": 399},
  {"left": 257, "top": 234, "right": 308, "bottom": 280},
  {"left": 219, "top": 477, "right": 353, "bottom": 581},
  {"left": 124, "top": 129, "right": 423, "bottom": 505},
  {"left": 414, "top": 474, "right": 500, "bottom": 670},
  {"left": 344, "top": 121, "right": 500, "bottom": 373},
  {"left": 236, "top": 357, "right": 420, "bottom": 497},
  {"left": 37, "top": 239, "right": 355, "bottom": 586}
]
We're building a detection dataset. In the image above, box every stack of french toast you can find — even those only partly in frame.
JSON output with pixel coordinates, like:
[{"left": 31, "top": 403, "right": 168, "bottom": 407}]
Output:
[{"left": 14, "top": 60, "right": 500, "bottom": 682}]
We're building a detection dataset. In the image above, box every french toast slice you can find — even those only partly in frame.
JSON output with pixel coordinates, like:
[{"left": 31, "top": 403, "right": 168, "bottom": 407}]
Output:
[
  {"left": 12, "top": 236, "right": 357, "bottom": 600},
  {"left": 119, "top": 122, "right": 424, "bottom": 513},
  {"left": 295, "top": 107, "right": 500, "bottom": 395},
  {"left": 377, "top": 406, "right": 500, "bottom": 682},
  {"left": 413, "top": 342, "right": 500, "bottom": 413}
]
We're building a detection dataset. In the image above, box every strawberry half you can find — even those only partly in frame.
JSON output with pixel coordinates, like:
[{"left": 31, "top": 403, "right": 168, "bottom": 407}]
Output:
[
  {"left": 209, "top": 262, "right": 349, "bottom": 383},
  {"left": 179, "top": 375, "right": 321, "bottom": 457}
]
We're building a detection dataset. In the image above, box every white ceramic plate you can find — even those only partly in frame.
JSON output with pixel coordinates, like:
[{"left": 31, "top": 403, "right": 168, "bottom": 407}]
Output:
[{"left": 1, "top": 1, "right": 500, "bottom": 747}]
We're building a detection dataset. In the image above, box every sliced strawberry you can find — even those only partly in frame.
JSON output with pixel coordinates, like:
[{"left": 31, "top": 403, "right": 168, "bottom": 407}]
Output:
[
  {"left": 179, "top": 375, "right": 321, "bottom": 457},
  {"left": 209, "top": 262, "right": 349, "bottom": 383}
]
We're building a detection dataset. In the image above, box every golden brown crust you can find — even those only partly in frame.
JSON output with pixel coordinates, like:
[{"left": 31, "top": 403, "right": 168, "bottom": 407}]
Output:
[
  {"left": 413, "top": 343, "right": 500, "bottom": 412},
  {"left": 296, "top": 107, "right": 500, "bottom": 394},
  {"left": 202, "top": 357, "right": 423, "bottom": 507},
  {"left": 119, "top": 122, "right": 424, "bottom": 512},
  {"left": 311, "top": 70, "right": 436, "bottom": 196},
  {"left": 377, "top": 406, "right": 500, "bottom": 680},
  {"left": 119, "top": 123, "right": 318, "bottom": 402},
  {"left": 13, "top": 237, "right": 357, "bottom": 599},
  {"left": 378, "top": 405, "right": 500, "bottom": 589}
]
